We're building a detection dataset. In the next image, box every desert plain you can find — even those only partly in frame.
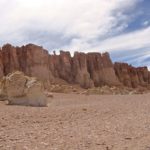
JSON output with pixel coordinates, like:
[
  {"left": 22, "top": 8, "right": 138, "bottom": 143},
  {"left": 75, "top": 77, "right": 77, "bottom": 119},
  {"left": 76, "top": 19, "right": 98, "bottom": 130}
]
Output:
[{"left": 0, "top": 93, "right": 150, "bottom": 150}]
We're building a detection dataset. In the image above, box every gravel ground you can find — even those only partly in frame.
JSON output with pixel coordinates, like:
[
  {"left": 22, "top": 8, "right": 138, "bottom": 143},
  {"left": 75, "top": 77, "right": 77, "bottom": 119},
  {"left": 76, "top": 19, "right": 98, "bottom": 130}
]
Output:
[{"left": 0, "top": 93, "right": 150, "bottom": 150}]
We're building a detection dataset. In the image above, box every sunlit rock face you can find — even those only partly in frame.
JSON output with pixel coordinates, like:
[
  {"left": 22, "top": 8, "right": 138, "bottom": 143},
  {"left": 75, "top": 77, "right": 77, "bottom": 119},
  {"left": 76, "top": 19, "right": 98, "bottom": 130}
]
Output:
[
  {"left": 4, "top": 71, "right": 48, "bottom": 107},
  {"left": 2, "top": 44, "right": 20, "bottom": 75},
  {"left": 72, "top": 52, "right": 94, "bottom": 88},
  {"left": 114, "top": 63, "right": 150, "bottom": 88},
  {"left": 86, "top": 52, "right": 120, "bottom": 87},
  {"left": 0, "top": 43, "right": 150, "bottom": 89},
  {"left": 1, "top": 44, "right": 54, "bottom": 87},
  {"left": 0, "top": 49, "right": 4, "bottom": 78}
]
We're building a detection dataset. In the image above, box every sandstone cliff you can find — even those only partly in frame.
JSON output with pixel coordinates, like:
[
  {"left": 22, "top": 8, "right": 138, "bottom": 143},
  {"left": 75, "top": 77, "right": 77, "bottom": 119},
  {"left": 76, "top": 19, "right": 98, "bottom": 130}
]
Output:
[
  {"left": 114, "top": 63, "right": 150, "bottom": 88},
  {"left": 0, "top": 49, "right": 4, "bottom": 78},
  {"left": 0, "top": 43, "right": 150, "bottom": 89}
]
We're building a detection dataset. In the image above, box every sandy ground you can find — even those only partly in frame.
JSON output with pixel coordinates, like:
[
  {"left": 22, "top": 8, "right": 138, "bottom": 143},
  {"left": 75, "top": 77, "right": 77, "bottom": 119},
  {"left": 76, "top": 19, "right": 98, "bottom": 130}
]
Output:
[{"left": 0, "top": 93, "right": 150, "bottom": 150}]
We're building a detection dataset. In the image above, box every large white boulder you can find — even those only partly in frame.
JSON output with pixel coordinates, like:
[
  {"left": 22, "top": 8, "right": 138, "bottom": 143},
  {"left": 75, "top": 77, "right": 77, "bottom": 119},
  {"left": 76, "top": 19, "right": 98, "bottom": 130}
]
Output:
[{"left": 4, "top": 71, "right": 48, "bottom": 107}]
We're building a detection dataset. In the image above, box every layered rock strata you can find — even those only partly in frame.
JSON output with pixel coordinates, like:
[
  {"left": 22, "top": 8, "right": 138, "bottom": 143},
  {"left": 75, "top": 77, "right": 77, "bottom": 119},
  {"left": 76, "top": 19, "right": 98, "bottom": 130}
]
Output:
[
  {"left": 114, "top": 63, "right": 150, "bottom": 88},
  {"left": 0, "top": 43, "right": 150, "bottom": 89}
]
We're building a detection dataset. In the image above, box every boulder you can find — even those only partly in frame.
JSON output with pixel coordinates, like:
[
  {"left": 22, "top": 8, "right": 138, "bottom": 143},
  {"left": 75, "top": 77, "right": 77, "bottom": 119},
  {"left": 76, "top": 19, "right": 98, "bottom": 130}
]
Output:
[{"left": 4, "top": 71, "right": 48, "bottom": 106}]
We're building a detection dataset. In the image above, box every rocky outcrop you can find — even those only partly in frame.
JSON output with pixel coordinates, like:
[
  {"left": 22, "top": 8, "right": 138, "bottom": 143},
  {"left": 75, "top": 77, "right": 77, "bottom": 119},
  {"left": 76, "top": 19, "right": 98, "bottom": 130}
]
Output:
[
  {"left": 1, "top": 44, "right": 54, "bottom": 86},
  {"left": 49, "top": 51, "right": 119, "bottom": 88},
  {"left": 49, "top": 51, "right": 73, "bottom": 83},
  {"left": 72, "top": 52, "right": 94, "bottom": 88},
  {"left": 86, "top": 52, "right": 120, "bottom": 87},
  {"left": 114, "top": 63, "right": 150, "bottom": 88},
  {"left": 2, "top": 71, "right": 48, "bottom": 106},
  {"left": 0, "top": 49, "right": 4, "bottom": 78},
  {"left": 2, "top": 44, "right": 20, "bottom": 75},
  {"left": 0, "top": 76, "right": 7, "bottom": 101},
  {"left": 0, "top": 43, "right": 150, "bottom": 89}
]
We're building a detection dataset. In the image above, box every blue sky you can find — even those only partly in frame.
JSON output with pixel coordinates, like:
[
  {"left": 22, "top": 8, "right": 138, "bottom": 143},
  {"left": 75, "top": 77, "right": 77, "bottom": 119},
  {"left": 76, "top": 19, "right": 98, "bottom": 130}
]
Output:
[{"left": 0, "top": 0, "right": 150, "bottom": 69}]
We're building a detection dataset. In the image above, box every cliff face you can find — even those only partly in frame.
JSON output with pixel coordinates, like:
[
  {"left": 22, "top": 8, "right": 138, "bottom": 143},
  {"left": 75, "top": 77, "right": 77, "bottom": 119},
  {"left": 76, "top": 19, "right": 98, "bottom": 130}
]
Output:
[
  {"left": 86, "top": 52, "right": 120, "bottom": 87},
  {"left": 114, "top": 63, "right": 150, "bottom": 88},
  {"left": 0, "top": 49, "right": 4, "bottom": 78},
  {"left": 72, "top": 52, "right": 94, "bottom": 88},
  {"left": 0, "top": 43, "right": 150, "bottom": 89},
  {"left": 2, "top": 44, "right": 20, "bottom": 75},
  {"left": 1, "top": 44, "right": 54, "bottom": 84}
]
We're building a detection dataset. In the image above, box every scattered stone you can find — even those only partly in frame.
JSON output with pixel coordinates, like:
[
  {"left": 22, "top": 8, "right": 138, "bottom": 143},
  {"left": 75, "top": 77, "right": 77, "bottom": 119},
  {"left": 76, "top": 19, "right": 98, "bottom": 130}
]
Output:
[
  {"left": 44, "top": 91, "right": 53, "bottom": 98},
  {"left": 82, "top": 108, "right": 87, "bottom": 111},
  {"left": 124, "top": 137, "right": 132, "bottom": 140}
]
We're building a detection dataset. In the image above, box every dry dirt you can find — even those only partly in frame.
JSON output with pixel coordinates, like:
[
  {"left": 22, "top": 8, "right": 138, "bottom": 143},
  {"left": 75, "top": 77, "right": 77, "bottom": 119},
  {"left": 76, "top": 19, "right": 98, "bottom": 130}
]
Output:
[{"left": 0, "top": 93, "right": 150, "bottom": 150}]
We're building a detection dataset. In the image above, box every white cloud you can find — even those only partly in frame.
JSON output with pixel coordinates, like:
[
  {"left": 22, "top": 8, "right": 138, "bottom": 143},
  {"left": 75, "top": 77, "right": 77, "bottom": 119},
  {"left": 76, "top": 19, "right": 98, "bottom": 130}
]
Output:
[
  {"left": 143, "top": 21, "right": 149, "bottom": 26},
  {"left": 0, "top": 0, "right": 149, "bottom": 68},
  {"left": 0, "top": 0, "right": 140, "bottom": 47},
  {"left": 94, "top": 27, "right": 150, "bottom": 52},
  {"left": 62, "top": 26, "right": 150, "bottom": 55}
]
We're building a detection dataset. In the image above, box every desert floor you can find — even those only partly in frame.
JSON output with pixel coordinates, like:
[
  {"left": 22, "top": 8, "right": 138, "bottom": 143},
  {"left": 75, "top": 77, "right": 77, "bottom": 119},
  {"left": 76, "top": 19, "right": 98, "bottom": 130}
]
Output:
[{"left": 0, "top": 93, "right": 150, "bottom": 150}]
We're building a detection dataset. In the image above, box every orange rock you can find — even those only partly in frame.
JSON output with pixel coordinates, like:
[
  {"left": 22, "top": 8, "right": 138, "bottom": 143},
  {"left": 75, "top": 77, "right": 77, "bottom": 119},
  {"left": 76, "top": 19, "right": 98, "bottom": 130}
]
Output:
[
  {"left": 0, "top": 43, "right": 149, "bottom": 89},
  {"left": 114, "top": 63, "right": 150, "bottom": 88},
  {"left": 87, "top": 52, "right": 120, "bottom": 87},
  {"left": 0, "top": 49, "right": 4, "bottom": 78}
]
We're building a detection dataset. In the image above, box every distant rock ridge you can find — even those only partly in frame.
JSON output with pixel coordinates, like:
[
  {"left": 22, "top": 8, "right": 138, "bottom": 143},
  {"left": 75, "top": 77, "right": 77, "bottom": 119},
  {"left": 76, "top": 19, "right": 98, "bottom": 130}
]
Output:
[
  {"left": 0, "top": 43, "right": 150, "bottom": 88},
  {"left": 114, "top": 63, "right": 150, "bottom": 88}
]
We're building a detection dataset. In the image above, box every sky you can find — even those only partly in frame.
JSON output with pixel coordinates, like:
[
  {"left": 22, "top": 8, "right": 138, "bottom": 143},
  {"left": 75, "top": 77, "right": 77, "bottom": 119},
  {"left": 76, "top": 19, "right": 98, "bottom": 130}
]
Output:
[{"left": 0, "top": 0, "right": 150, "bottom": 69}]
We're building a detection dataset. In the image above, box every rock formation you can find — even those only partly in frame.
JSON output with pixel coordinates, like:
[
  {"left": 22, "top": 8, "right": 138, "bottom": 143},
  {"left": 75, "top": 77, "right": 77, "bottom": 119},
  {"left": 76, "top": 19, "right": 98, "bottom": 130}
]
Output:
[
  {"left": 86, "top": 52, "right": 120, "bottom": 87},
  {"left": 72, "top": 52, "right": 94, "bottom": 88},
  {"left": 49, "top": 51, "right": 73, "bottom": 82},
  {"left": 0, "top": 49, "right": 4, "bottom": 78},
  {"left": 0, "top": 43, "right": 150, "bottom": 89},
  {"left": 2, "top": 44, "right": 20, "bottom": 75},
  {"left": 114, "top": 63, "right": 150, "bottom": 88},
  {"left": 1, "top": 71, "right": 48, "bottom": 106},
  {"left": 1, "top": 44, "right": 54, "bottom": 87}
]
